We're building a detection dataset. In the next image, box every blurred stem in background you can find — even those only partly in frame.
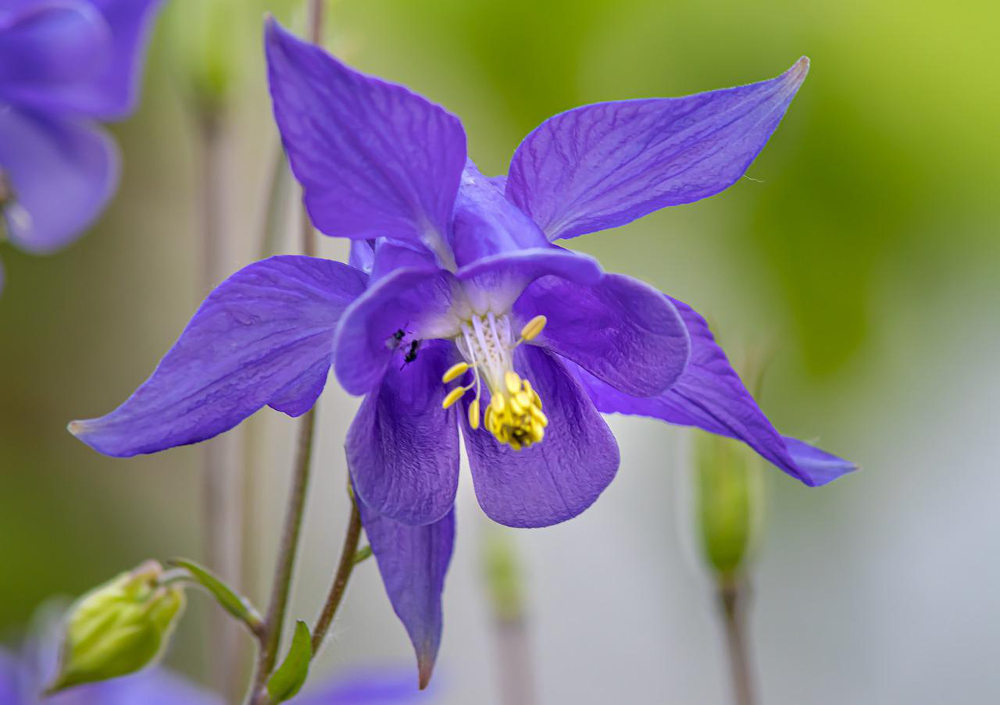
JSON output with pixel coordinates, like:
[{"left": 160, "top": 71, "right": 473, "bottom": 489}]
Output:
[
  {"left": 483, "top": 527, "right": 538, "bottom": 705},
  {"left": 694, "top": 353, "right": 768, "bottom": 705},
  {"left": 166, "top": 0, "right": 253, "bottom": 697}
]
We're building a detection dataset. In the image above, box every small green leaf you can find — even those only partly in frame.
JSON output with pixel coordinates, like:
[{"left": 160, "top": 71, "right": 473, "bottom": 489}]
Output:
[
  {"left": 267, "top": 621, "right": 312, "bottom": 702},
  {"left": 353, "top": 545, "right": 373, "bottom": 564},
  {"left": 168, "top": 559, "right": 263, "bottom": 634}
]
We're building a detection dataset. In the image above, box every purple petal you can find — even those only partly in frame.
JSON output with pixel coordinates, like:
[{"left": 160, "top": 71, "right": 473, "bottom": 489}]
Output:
[
  {"left": 265, "top": 18, "right": 466, "bottom": 258},
  {"left": 514, "top": 272, "right": 690, "bottom": 396},
  {"left": 455, "top": 246, "right": 602, "bottom": 315},
  {"left": 334, "top": 267, "right": 460, "bottom": 396},
  {"left": 349, "top": 239, "right": 375, "bottom": 274},
  {"left": 46, "top": 669, "right": 224, "bottom": 705},
  {"left": 0, "top": 2, "right": 112, "bottom": 98},
  {"left": 0, "top": 0, "right": 163, "bottom": 118},
  {"left": 448, "top": 161, "right": 548, "bottom": 266},
  {"left": 293, "top": 667, "right": 432, "bottom": 705},
  {"left": 506, "top": 58, "right": 810, "bottom": 240},
  {"left": 0, "top": 107, "right": 118, "bottom": 253},
  {"left": 572, "top": 295, "right": 856, "bottom": 486},
  {"left": 0, "top": 649, "right": 21, "bottom": 705},
  {"left": 462, "top": 345, "right": 619, "bottom": 528},
  {"left": 357, "top": 499, "right": 455, "bottom": 690},
  {"left": 70, "top": 256, "right": 367, "bottom": 457},
  {"left": 347, "top": 341, "right": 461, "bottom": 525},
  {"left": 369, "top": 238, "right": 438, "bottom": 282}
]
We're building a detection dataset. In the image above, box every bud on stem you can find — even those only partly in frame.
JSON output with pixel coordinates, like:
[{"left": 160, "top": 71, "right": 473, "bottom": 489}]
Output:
[{"left": 48, "top": 560, "right": 185, "bottom": 692}]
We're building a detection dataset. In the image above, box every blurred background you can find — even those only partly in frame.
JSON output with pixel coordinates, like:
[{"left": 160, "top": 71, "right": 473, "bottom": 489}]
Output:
[{"left": 1, "top": 0, "right": 998, "bottom": 703}]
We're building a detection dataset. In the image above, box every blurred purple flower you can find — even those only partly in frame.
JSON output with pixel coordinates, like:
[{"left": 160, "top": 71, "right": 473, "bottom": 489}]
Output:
[
  {"left": 1, "top": 638, "right": 430, "bottom": 705},
  {"left": 70, "top": 18, "right": 855, "bottom": 685},
  {"left": 0, "top": 0, "right": 163, "bottom": 292}
]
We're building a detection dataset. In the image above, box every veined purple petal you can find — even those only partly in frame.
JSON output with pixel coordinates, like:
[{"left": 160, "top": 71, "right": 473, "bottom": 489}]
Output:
[
  {"left": 70, "top": 256, "right": 367, "bottom": 457},
  {"left": 265, "top": 18, "right": 466, "bottom": 262},
  {"left": 349, "top": 239, "right": 375, "bottom": 274},
  {"left": 334, "top": 267, "right": 463, "bottom": 396},
  {"left": 0, "top": 0, "right": 163, "bottom": 119},
  {"left": 506, "top": 58, "right": 810, "bottom": 240},
  {"left": 0, "top": 107, "right": 118, "bottom": 253},
  {"left": 357, "top": 499, "right": 455, "bottom": 690},
  {"left": 0, "top": 2, "right": 112, "bottom": 98},
  {"left": 448, "top": 161, "right": 548, "bottom": 267},
  {"left": 514, "top": 272, "right": 690, "bottom": 397},
  {"left": 462, "top": 345, "right": 619, "bottom": 528},
  {"left": 348, "top": 341, "right": 461, "bottom": 526},
  {"left": 572, "top": 295, "right": 856, "bottom": 486},
  {"left": 455, "top": 247, "right": 602, "bottom": 315}
]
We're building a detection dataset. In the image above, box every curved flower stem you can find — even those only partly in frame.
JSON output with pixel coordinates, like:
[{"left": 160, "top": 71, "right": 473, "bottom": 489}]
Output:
[
  {"left": 311, "top": 498, "right": 363, "bottom": 652},
  {"left": 718, "top": 579, "right": 757, "bottom": 705},
  {"left": 249, "top": 406, "right": 317, "bottom": 703},
  {"left": 196, "top": 107, "right": 245, "bottom": 699}
]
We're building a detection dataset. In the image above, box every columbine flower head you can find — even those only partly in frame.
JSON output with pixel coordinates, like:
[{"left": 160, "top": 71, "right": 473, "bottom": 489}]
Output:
[
  {"left": 0, "top": 0, "right": 163, "bottom": 292},
  {"left": 70, "top": 18, "right": 855, "bottom": 686}
]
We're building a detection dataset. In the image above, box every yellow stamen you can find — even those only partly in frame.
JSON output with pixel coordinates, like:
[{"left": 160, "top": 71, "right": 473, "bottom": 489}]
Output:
[
  {"left": 519, "top": 315, "right": 547, "bottom": 342},
  {"left": 521, "top": 316, "right": 548, "bottom": 340},
  {"left": 505, "top": 371, "right": 521, "bottom": 395},
  {"left": 442, "top": 362, "right": 470, "bottom": 383},
  {"left": 468, "top": 399, "right": 480, "bottom": 430},
  {"left": 442, "top": 386, "right": 466, "bottom": 409}
]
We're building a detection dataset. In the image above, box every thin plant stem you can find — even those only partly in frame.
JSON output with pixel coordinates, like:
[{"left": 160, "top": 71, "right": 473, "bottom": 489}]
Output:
[
  {"left": 494, "top": 617, "right": 537, "bottom": 705},
  {"left": 310, "top": 498, "right": 363, "bottom": 653},
  {"left": 718, "top": 579, "right": 757, "bottom": 705},
  {"left": 249, "top": 406, "right": 317, "bottom": 704},
  {"left": 197, "top": 109, "right": 244, "bottom": 698}
]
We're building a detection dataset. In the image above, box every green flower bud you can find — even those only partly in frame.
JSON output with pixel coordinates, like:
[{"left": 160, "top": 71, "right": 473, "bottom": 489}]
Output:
[
  {"left": 49, "top": 561, "right": 185, "bottom": 692},
  {"left": 694, "top": 431, "right": 765, "bottom": 582}
]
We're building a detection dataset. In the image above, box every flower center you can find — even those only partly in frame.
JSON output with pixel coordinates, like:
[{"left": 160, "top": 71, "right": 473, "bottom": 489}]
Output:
[{"left": 440, "top": 312, "right": 549, "bottom": 451}]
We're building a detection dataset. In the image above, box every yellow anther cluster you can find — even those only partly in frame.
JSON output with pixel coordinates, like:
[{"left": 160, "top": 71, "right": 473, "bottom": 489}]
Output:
[{"left": 484, "top": 373, "right": 548, "bottom": 451}]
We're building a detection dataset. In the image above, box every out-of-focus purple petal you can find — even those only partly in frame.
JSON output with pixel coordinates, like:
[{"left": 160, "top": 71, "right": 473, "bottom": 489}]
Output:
[
  {"left": 0, "top": 107, "right": 118, "bottom": 253},
  {"left": 0, "top": 648, "right": 22, "bottom": 705},
  {"left": 0, "top": 2, "right": 112, "bottom": 97},
  {"left": 357, "top": 499, "right": 455, "bottom": 690},
  {"left": 0, "top": 0, "right": 163, "bottom": 118},
  {"left": 265, "top": 18, "right": 466, "bottom": 260},
  {"left": 462, "top": 345, "right": 618, "bottom": 528},
  {"left": 46, "top": 669, "right": 224, "bottom": 705},
  {"left": 514, "top": 272, "right": 689, "bottom": 397},
  {"left": 292, "top": 667, "right": 433, "bottom": 705},
  {"left": 334, "top": 267, "right": 462, "bottom": 396},
  {"left": 456, "top": 247, "right": 602, "bottom": 315},
  {"left": 448, "top": 161, "right": 548, "bottom": 266},
  {"left": 506, "top": 58, "right": 810, "bottom": 240},
  {"left": 348, "top": 341, "right": 461, "bottom": 526},
  {"left": 572, "top": 295, "right": 856, "bottom": 486},
  {"left": 70, "top": 256, "right": 367, "bottom": 457}
]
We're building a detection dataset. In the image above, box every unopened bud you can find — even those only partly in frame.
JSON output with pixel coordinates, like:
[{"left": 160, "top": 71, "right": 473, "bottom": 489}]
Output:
[
  {"left": 694, "top": 431, "right": 764, "bottom": 581},
  {"left": 49, "top": 561, "right": 185, "bottom": 692}
]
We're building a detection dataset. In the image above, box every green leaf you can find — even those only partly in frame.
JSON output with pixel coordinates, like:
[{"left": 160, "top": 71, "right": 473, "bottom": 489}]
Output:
[
  {"left": 267, "top": 621, "right": 312, "bottom": 703},
  {"left": 167, "top": 558, "right": 263, "bottom": 634},
  {"left": 353, "top": 545, "right": 373, "bottom": 564}
]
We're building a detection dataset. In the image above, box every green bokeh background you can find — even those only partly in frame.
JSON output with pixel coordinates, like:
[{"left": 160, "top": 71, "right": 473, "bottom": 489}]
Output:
[{"left": 1, "top": 0, "right": 997, "bottom": 702}]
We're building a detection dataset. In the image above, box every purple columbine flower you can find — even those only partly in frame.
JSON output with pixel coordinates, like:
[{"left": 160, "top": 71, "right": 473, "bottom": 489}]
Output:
[
  {"left": 70, "top": 18, "right": 856, "bottom": 686},
  {"left": 0, "top": 0, "right": 163, "bottom": 292}
]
